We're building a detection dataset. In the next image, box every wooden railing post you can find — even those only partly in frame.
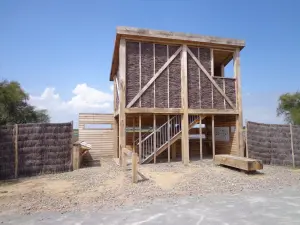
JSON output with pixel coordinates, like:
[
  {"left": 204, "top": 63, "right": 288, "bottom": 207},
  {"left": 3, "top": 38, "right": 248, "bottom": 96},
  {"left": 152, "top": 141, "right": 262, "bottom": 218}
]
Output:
[
  {"left": 290, "top": 123, "right": 295, "bottom": 168},
  {"left": 132, "top": 152, "right": 138, "bottom": 183},
  {"left": 72, "top": 143, "right": 80, "bottom": 170},
  {"left": 14, "top": 124, "right": 18, "bottom": 179}
]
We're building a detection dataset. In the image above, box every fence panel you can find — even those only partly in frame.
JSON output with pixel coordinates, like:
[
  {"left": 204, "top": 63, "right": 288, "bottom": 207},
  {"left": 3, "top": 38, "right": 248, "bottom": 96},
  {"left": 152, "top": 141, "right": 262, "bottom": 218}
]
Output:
[{"left": 0, "top": 122, "right": 73, "bottom": 179}]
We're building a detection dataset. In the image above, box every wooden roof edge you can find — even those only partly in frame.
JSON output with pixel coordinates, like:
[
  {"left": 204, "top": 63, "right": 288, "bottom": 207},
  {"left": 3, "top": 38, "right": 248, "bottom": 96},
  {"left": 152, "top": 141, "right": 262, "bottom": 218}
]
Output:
[{"left": 109, "top": 26, "right": 245, "bottom": 81}]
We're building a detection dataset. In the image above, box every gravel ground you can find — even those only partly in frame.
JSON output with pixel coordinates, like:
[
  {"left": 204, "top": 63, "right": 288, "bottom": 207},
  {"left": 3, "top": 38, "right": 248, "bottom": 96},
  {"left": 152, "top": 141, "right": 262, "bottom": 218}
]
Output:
[{"left": 0, "top": 158, "right": 300, "bottom": 216}]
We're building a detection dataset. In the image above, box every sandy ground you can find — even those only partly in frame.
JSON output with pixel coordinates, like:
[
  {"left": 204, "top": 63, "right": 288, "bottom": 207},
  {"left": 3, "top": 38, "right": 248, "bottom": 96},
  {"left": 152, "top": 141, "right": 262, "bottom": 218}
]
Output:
[{"left": 0, "top": 158, "right": 300, "bottom": 216}]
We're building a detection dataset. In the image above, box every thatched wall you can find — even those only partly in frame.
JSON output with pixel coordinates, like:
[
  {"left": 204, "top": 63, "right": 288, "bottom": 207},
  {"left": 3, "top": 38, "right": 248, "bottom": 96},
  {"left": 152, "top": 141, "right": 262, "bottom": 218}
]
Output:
[
  {"left": 0, "top": 123, "right": 73, "bottom": 179},
  {"left": 0, "top": 125, "right": 15, "bottom": 179},
  {"left": 247, "top": 121, "right": 300, "bottom": 166}
]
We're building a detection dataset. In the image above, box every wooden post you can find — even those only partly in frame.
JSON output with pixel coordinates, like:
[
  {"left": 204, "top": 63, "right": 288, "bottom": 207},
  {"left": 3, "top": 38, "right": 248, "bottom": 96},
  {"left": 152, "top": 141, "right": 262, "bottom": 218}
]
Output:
[
  {"left": 139, "top": 115, "right": 142, "bottom": 163},
  {"left": 133, "top": 117, "right": 135, "bottom": 153},
  {"left": 181, "top": 45, "right": 189, "bottom": 165},
  {"left": 199, "top": 115, "right": 203, "bottom": 160},
  {"left": 168, "top": 115, "right": 170, "bottom": 163},
  {"left": 72, "top": 144, "right": 80, "bottom": 170},
  {"left": 172, "top": 141, "right": 177, "bottom": 161},
  {"left": 154, "top": 115, "right": 157, "bottom": 164},
  {"left": 119, "top": 38, "right": 126, "bottom": 167},
  {"left": 113, "top": 117, "right": 118, "bottom": 158},
  {"left": 14, "top": 124, "right": 18, "bottom": 178},
  {"left": 234, "top": 49, "right": 244, "bottom": 157},
  {"left": 212, "top": 115, "right": 215, "bottom": 159},
  {"left": 132, "top": 152, "right": 138, "bottom": 183},
  {"left": 245, "top": 120, "right": 248, "bottom": 158},
  {"left": 290, "top": 123, "right": 295, "bottom": 168}
]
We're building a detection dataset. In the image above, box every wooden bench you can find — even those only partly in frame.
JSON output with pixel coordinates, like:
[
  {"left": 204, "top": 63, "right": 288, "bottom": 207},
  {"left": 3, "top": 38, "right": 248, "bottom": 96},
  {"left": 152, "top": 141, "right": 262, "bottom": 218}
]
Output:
[{"left": 214, "top": 154, "right": 263, "bottom": 172}]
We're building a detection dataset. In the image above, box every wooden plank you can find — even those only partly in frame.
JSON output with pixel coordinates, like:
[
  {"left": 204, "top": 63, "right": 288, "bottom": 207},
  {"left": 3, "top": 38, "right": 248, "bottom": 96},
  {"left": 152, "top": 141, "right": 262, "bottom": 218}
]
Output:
[
  {"left": 132, "top": 117, "right": 135, "bottom": 152},
  {"left": 126, "top": 46, "right": 182, "bottom": 108},
  {"left": 132, "top": 152, "right": 138, "bottom": 183},
  {"left": 212, "top": 115, "right": 215, "bottom": 159},
  {"left": 199, "top": 115, "right": 202, "bottom": 160},
  {"left": 117, "top": 27, "right": 246, "bottom": 48},
  {"left": 234, "top": 49, "right": 244, "bottom": 156},
  {"left": 214, "top": 154, "right": 263, "bottom": 171},
  {"left": 168, "top": 115, "right": 170, "bottom": 163},
  {"left": 14, "top": 124, "right": 18, "bottom": 178},
  {"left": 290, "top": 123, "right": 295, "bottom": 168},
  {"left": 181, "top": 45, "right": 189, "bottom": 165},
  {"left": 187, "top": 47, "right": 236, "bottom": 110},
  {"left": 119, "top": 38, "right": 126, "bottom": 167},
  {"left": 139, "top": 115, "right": 142, "bottom": 163},
  {"left": 154, "top": 115, "right": 156, "bottom": 164}
]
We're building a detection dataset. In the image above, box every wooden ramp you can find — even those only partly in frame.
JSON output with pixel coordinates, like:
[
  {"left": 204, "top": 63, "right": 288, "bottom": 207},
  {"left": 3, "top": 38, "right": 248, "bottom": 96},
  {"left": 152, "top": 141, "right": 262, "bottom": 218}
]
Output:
[{"left": 214, "top": 154, "right": 263, "bottom": 172}]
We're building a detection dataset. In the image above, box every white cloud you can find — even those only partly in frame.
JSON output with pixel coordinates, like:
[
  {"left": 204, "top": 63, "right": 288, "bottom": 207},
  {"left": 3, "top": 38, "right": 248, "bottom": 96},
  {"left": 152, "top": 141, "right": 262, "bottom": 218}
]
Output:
[
  {"left": 110, "top": 84, "right": 114, "bottom": 91},
  {"left": 29, "top": 83, "right": 113, "bottom": 127}
]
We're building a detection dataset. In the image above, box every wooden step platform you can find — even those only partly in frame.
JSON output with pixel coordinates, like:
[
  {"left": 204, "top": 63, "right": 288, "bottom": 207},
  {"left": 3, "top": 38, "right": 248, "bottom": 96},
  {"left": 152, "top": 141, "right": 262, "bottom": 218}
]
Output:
[{"left": 214, "top": 154, "right": 263, "bottom": 172}]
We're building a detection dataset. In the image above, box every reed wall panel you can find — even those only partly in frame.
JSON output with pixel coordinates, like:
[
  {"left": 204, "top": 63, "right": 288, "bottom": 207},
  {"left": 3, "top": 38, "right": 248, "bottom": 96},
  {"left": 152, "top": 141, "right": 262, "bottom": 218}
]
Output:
[
  {"left": 169, "top": 45, "right": 181, "bottom": 108},
  {"left": 155, "top": 44, "right": 168, "bottom": 108},
  {"left": 213, "top": 78, "right": 225, "bottom": 109},
  {"left": 141, "top": 43, "right": 154, "bottom": 108},
  {"left": 0, "top": 125, "right": 15, "bottom": 179},
  {"left": 187, "top": 47, "right": 200, "bottom": 108},
  {"left": 126, "top": 42, "right": 140, "bottom": 106},
  {"left": 225, "top": 79, "right": 236, "bottom": 109}
]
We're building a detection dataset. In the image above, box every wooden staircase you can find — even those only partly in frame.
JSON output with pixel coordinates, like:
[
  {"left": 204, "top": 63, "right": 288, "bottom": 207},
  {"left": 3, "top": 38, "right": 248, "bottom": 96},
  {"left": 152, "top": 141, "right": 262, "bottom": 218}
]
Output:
[{"left": 137, "top": 115, "right": 201, "bottom": 164}]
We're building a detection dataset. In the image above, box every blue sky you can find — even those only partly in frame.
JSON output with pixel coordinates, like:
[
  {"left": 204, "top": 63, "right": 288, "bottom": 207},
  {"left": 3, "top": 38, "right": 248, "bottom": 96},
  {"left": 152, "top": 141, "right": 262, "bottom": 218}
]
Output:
[{"left": 1, "top": 0, "right": 299, "bottom": 126}]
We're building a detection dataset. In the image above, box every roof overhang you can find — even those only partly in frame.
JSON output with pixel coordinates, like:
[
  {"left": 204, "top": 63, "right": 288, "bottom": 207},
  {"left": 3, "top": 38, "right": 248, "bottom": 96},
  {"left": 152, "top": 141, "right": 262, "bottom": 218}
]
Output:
[{"left": 109, "top": 26, "right": 245, "bottom": 81}]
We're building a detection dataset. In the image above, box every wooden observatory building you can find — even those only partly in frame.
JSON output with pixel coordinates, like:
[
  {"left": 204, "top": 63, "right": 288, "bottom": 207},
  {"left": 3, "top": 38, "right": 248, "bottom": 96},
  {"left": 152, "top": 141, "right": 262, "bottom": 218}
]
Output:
[{"left": 110, "top": 27, "right": 245, "bottom": 165}]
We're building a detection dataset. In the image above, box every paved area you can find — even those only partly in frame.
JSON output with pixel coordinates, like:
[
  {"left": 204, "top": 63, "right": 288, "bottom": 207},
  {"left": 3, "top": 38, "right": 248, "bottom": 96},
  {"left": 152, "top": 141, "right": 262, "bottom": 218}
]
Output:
[{"left": 1, "top": 186, "right": 300, "bottom": 224}]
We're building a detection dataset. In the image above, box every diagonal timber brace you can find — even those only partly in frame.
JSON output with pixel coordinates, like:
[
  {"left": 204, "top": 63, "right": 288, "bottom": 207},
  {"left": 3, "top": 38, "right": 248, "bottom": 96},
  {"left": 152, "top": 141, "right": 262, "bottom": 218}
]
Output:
[
  {"left": 187, "top": 47, "right": 236, "bottom": 110},
  {"left": 126, "top": 46, "right": 183, "bottom": 108}
]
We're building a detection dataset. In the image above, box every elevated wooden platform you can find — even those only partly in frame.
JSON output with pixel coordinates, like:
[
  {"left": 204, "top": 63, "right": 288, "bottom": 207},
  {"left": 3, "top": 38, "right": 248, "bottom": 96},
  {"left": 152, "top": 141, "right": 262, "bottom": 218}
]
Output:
[{"left": 214, "top": 154, "right": 263, "bottom": 172}]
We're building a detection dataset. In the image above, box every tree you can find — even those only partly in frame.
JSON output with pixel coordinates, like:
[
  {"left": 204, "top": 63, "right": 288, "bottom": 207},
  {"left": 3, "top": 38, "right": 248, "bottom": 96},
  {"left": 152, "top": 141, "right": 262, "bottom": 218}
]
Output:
[
  {"left": 0, "top": 80, "right": 50, "bottom": 125},
  {"left": 277, "top": 92, "right": 300, "bottom": 125}
]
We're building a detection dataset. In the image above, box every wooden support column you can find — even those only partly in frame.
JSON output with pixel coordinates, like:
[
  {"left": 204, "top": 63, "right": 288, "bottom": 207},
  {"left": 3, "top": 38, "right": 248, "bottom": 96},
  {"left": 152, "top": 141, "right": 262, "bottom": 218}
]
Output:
[
  {"left": 119, "top": 38, "right": 126, "bottom": 166},
  {"left": 168, "top": 115, "right": 170, "bottom": 163},
  {"left": 113, "top": 117, "right": 118, "bottom": 158},
  {"left": 181, "top": 45, "right": 189, "bottom": 165},
  {"left": 199, "top": 115, "right": 203, "bottom": 160},
  {"left": 132, "top": 117, "right": 135, "bottom": 153},
  {"left": 139, "top": 115, "right": 142, "bottom": 163},
  {"left": 172, "top": 141, "right": 177, "bottom": 161},
  {"left": 153, "top": 115, "right": 157, "bottom": 164},
  {"left": 234, "top": 48, "right": 244, "bottom": 157},
  {"left": 212, "top": 115, "right": 215, "bottom": 159}
]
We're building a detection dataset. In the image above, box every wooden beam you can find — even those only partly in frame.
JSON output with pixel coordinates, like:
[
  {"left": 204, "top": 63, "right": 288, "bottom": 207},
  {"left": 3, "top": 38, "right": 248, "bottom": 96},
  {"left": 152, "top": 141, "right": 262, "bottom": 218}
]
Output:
[
  {"left": 126, "top": 46, "right": 182, "bottom": 108},
  {"left": 117, "top": 27, "right": 246, "bottom": 48},
  {"left": 119, "top": 38, "right": 126, "bottom": 166},
  {"left": 214, "top": 155, "right": 263, "bottom": 172},
  {"left": 199, "top": 115, "right": 202, "bottom": 160},
  {"left": 187, "top": 47, "right": 236, "bottom": 110},
  {"left": 125, "top": 108, "right": 183, "bottom": 114},
  {"left": 234, "top": 49, "right": 244, "bottom": 156},
  {"left": 188, "top": 109, "right": 238, "bottom": 115},
  {"left": 154, "top": 114, "right": 156, "bottom": 164},
  {"left": 139, "top": 115, "right": 142, "bottom": 163},
  {"left": 181, "top": 45, "right": 189, "bottom": 165},
  {"left": 168, "top": 115, "right": 170, "bottom": 163},
  {"left": 212, "top": 115, "right": 215, "bottom": 159}
]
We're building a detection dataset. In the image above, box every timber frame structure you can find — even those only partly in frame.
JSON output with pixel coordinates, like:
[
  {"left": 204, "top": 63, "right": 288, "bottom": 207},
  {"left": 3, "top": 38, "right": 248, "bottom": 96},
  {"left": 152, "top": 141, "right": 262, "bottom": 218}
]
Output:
[{"left": 110, "top": 26, "right": 245, "bottom": 165}]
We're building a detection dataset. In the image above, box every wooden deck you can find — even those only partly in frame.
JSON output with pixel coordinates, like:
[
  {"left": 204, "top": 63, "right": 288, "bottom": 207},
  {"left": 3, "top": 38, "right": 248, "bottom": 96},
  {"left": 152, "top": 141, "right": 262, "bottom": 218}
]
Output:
[{"left": 214, "top": 154, "right": 263, "bottom": 172}]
